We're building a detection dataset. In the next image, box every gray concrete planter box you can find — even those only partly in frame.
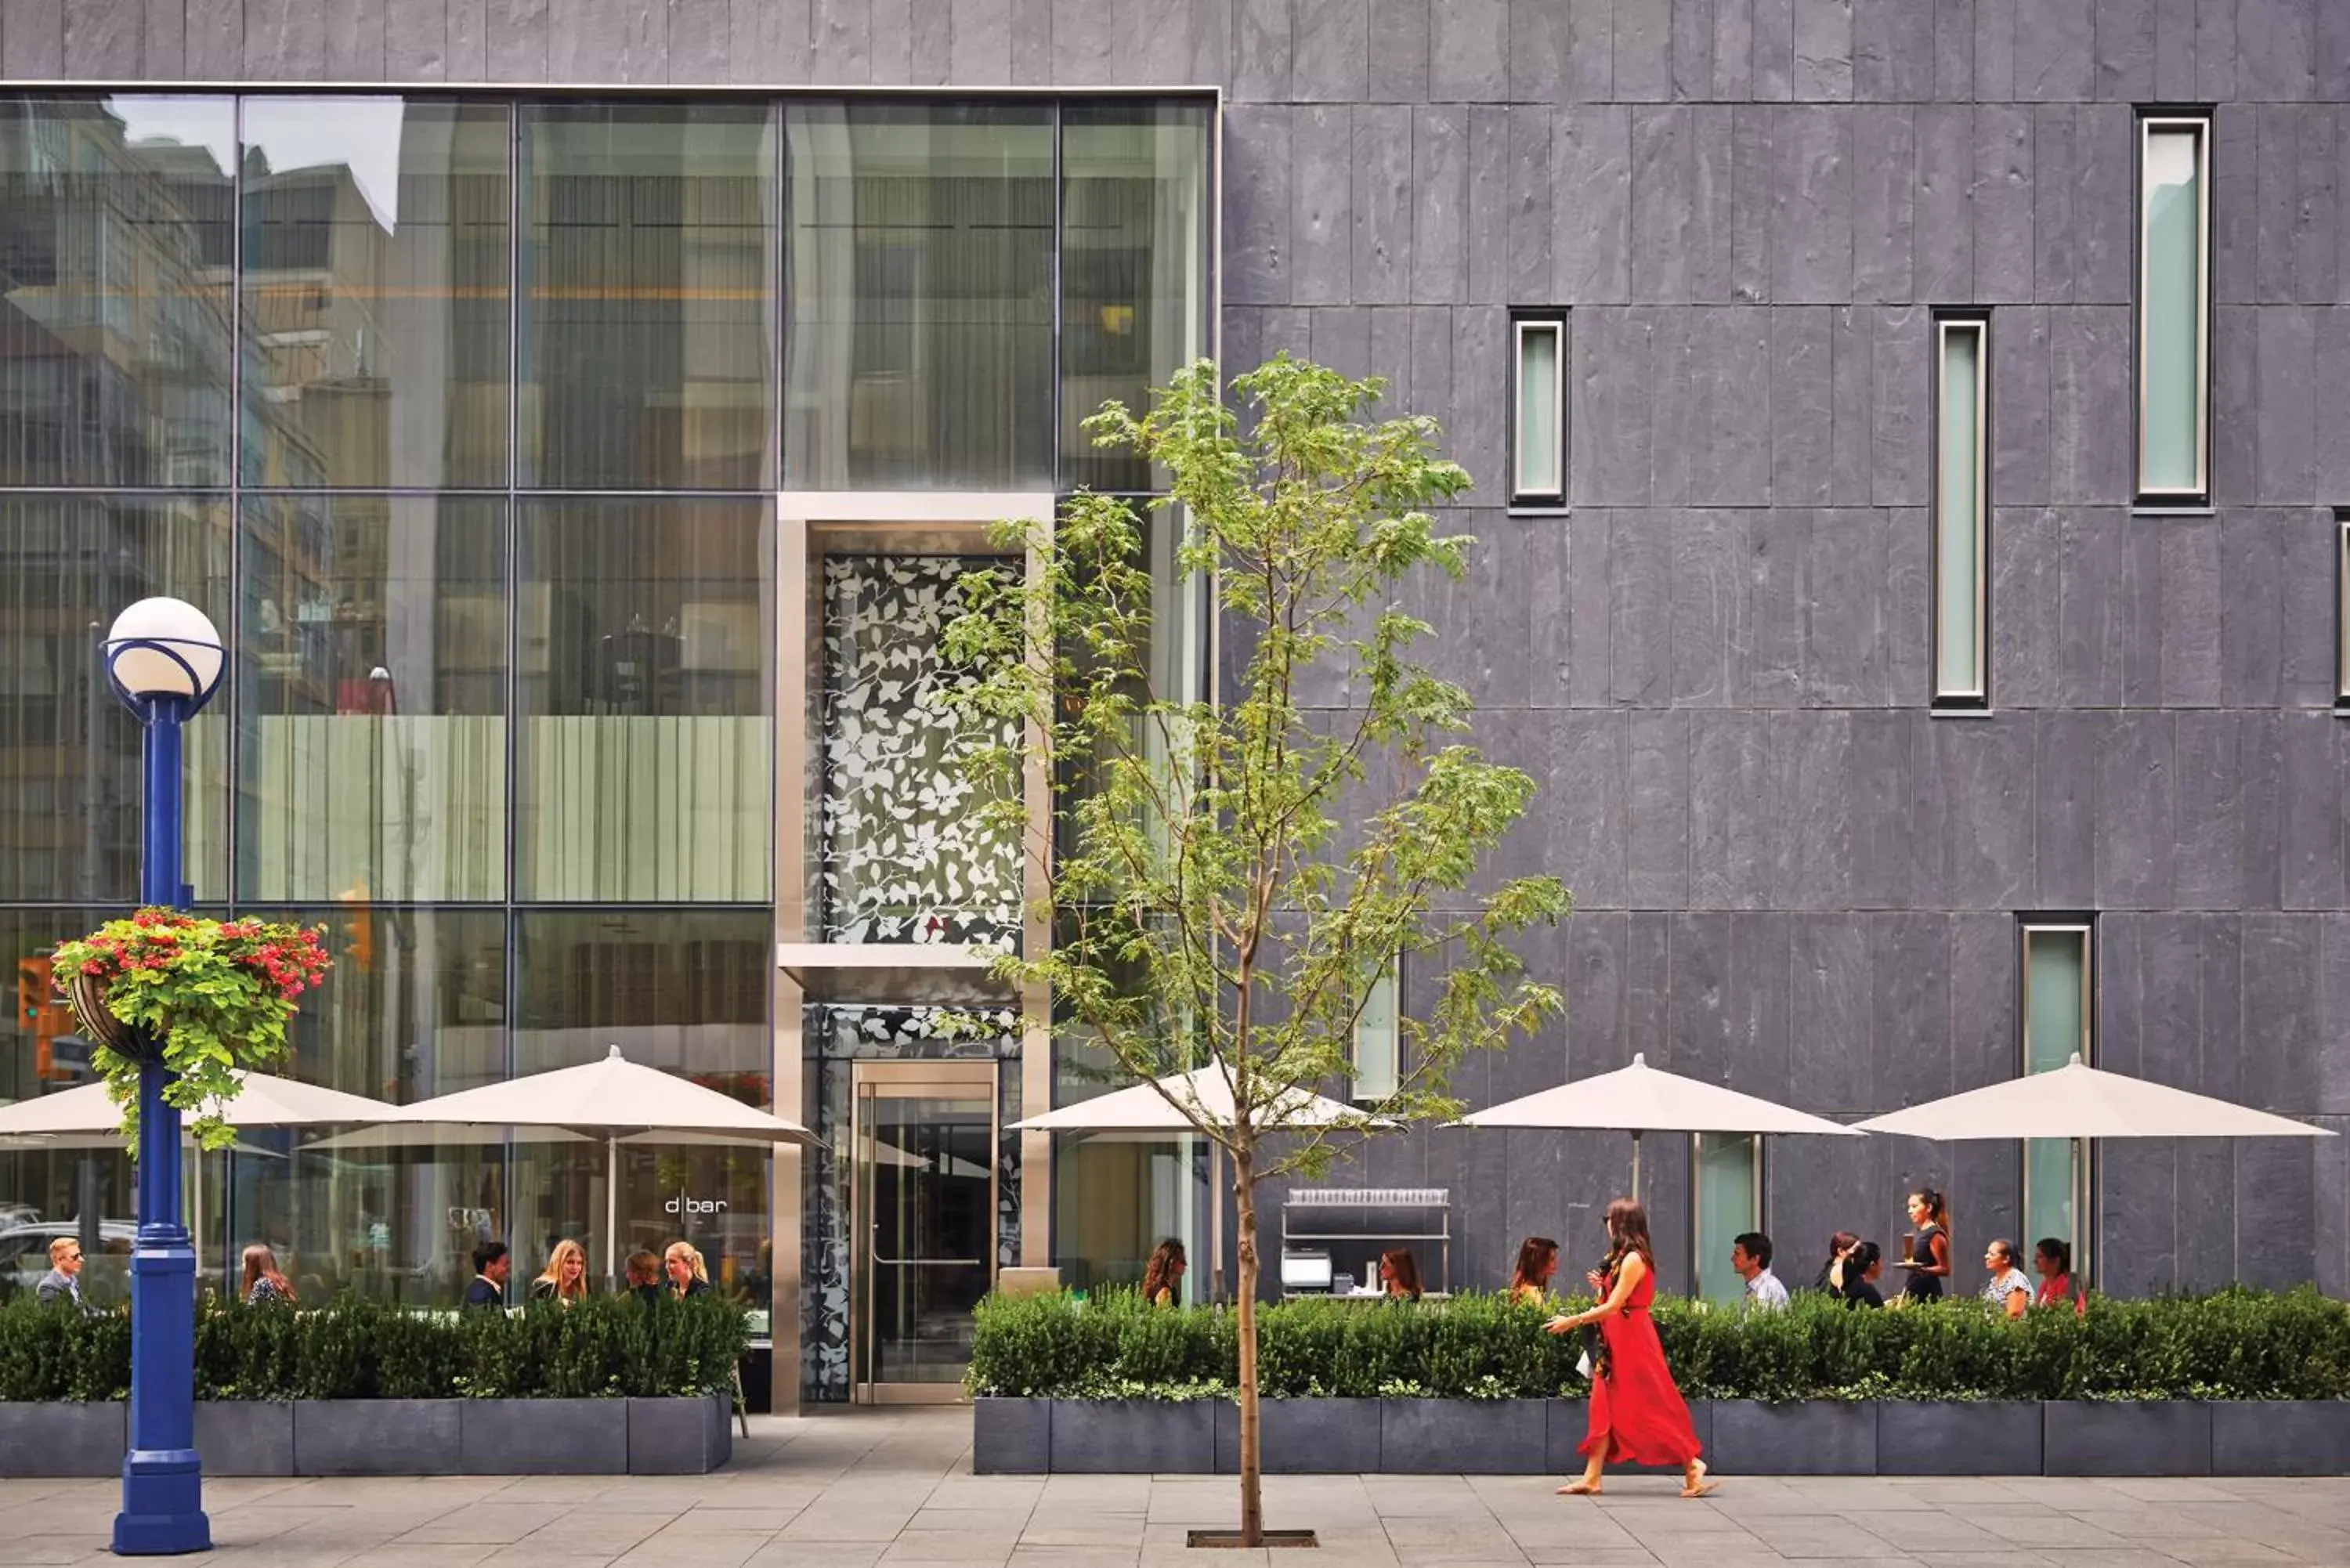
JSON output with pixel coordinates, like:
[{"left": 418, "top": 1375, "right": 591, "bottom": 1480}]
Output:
[
  {"left": 2209, "top": 1400, "right": 2350, "bottom": 1476},
  {"left": 1379, "top": 1399, "right": 1547, "bottom": 1474},
  {"left": 1049, "top": 1397, "right": 1214, "bottom": 1474},
  {"left": 977, "top": 1397, "right": 2340, "bottom": 1476},
  {"left": 1546, "top": 1397, "right": 1713, "bottom": 1476},
  {"left": 625, "top": 1393, "right": 735, "bottom": 1476},
  {"left": 973, "top": 1396, "right": 1050, "bottom": 1475},
  {"left": 1216, "top": 1397, "right": 1382, "bottom": 1474},
  {"left": 2043, "top": 1400, "right": 2211, "bottom": 1477},
  {"left": 0, "top": 1397, "right": 729, "bottom": 1477},
  {"left": 194, "top": 1400, "right": 294, "bottom": 1476},
  {"left": 295, "top": 1398, "right": 461, "bottom": 1476},
  {"left": 1875, "top": 1401, "right": 2042, "bottom": 1476},
  {"left": 463, "top": 1397, "right": 628, "bottom": 1475},
  {"left": 0, "top": 1401, "right": 124, "bottom": 1477},
  {"left": 1711, "top": 1400, "right": 1878, "bottom": 1476}
]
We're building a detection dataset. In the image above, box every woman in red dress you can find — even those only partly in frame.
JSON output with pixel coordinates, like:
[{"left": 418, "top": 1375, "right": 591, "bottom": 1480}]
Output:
[{"left": 1545, "top": 1198, "right": 1713, "bottom": 1498}]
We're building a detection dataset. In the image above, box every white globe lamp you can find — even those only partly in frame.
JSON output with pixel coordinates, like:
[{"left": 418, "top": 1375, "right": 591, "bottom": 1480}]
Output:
[{"left": 103, "top": 597, "right": 225, "bottom": 713}]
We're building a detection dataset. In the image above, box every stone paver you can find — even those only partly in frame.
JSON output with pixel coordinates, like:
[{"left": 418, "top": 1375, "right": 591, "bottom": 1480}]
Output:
[{"left": 5, "top": 1408, "right": 2350, "bottom": 1566}]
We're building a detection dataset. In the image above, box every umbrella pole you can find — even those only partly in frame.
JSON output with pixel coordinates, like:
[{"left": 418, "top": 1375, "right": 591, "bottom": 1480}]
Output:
[
  {"left": 1630, "top": 1130, "right": 1642, "bottom": 1205},
  {"left": 606, "top": 1134, "right": 618, "bottom": 1290}
]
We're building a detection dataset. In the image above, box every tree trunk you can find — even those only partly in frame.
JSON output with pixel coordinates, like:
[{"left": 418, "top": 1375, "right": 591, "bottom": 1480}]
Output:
[{"left": 1233, "top": 1146, "right": 1264, "bottom": 1548}]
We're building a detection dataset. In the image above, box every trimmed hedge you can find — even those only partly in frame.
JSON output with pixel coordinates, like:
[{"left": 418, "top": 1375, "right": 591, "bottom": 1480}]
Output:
[
  {"left": 0, "top": 1294, "right": 748, "bottom": 1402},
  {"left": 969, "top": 1286, "right": 2350, "bottom": 1403}
]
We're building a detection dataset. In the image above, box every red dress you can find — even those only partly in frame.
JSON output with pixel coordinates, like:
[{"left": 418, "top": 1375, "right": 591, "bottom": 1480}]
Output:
[{"left": 1579, "top": 1260, "right": 1703, "bottom": 1467}]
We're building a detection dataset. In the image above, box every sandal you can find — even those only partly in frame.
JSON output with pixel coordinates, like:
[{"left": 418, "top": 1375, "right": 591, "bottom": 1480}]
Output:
[
  {"left": 1679, "top": 1461, "right": 1716, "bottom": 1499},
  {"left": 1557, "top": 1479, "right": 1603, "bottom": 1496}
]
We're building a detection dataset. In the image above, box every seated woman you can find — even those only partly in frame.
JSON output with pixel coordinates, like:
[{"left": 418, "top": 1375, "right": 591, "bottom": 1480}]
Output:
[
  {"left": 1828, "top": 1241, "right": 1885, "bottom": 1308},
  {"left": 240, "top": 1244, "right": 296, "bottom": 1307},
  {"left": 530, "top": 1238, "right": 591, "bottom": 1306},
  {"left": 2033, "top": 1238, "right": 2086, "bottom": 1316},
  {"left": 1378, "top": 1248, "right": 1424, "bottom": 1302},
  {"left": 624, "top": 1250, "right": 665, "bottom": 1306},
  {"left": 1141, "top": 1238, "right": 1187, "bottom": 1306},
  {"left": 1981, "top": 1239, "right": 2031, "bottom": 1319},
  {"left": 1509, "top": 1237, "right": 1560, "bottom": 1306}
]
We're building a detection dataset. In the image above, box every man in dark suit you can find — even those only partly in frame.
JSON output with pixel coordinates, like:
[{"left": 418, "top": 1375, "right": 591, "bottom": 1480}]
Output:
[
  {"left": 462, "top": 1241, "right": 511, "bottom": 1309},
  {"left": 35, "top": 1235, "right": 91, "bottom": 1312}
]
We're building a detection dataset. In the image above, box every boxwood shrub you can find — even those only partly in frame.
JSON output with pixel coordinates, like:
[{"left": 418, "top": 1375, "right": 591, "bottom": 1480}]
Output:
[
  {"left": 0, "top": 1294, "right": 747, "bottom": 1402},
  {"left": 969, "top": 1286, "right": 2350, "bottom": 1402}
]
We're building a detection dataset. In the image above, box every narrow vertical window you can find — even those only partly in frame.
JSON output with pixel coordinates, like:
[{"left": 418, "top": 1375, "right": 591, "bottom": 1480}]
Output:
[
  {"left": 1511, "top": 312, "right": 1567, "bottom": 508},
  {"left": 2336, "top": 512, "right": 2349, "bottom": 711},
  {"left": 1351, "top": 960, "right": 1399, "bottom": 1103},
  {"left": 2137, "top": 113, "right": 2211, "bottom": 505},
  {"left": 1690, "top": 1133, "right": 1762, "bottom": 1307},
  {"left": 2022, "top": 921, "right": 2095, "bottom": 1283},
  {"left": 1933, "top": 313, "right": 1990, "bottom": 706}
]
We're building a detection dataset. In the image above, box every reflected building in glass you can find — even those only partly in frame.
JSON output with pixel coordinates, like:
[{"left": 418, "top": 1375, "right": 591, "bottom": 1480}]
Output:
[{"left": 0, "top": 90, "right": 1213, "bottom": 1413}]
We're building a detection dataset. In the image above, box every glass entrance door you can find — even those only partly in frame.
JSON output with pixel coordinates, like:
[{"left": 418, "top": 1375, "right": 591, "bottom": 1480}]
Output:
[{"left": 850, "top": 1061, "right": 997, "bottom": 1404}]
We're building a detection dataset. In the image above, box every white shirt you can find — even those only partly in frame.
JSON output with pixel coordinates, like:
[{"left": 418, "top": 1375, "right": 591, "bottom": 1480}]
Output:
[{"left": 1744, "top": 1267, "right": 1789, "bottom": 1310}]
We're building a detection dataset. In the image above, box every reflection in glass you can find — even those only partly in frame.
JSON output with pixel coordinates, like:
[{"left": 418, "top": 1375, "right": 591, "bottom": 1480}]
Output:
[
  {"left": 219, "top": 909, "right": 507, "bottom": 1304},
  {"left": 0, "top": 96, "right": 234, "bottom": 487},
  {"left": 1061, "top": 104, "right": 1211, "bottom": 492},
  {"left": 519, "top": 103, "right": 777, "bottom": 490},
  {"left": 858, "top": 1089, "right": 993, "bottom": 1386},
  {"left": 1934, "top": 320, "right": 1985, "bottom": 700},
  {"left": 0, "top": 908, "right": 131, "bottom": 1305},
  {"left": 1052, "top": 1136, "right": 1202, "bottom": 1300},
  {"left": 2023, "top": 926, "right": 2090, "bottom": 1272},
  {"left": 513, "top": 909, "right": 770, "bottom": 1306},
  {"left": 0, "top": 493, "right": 230, "bottom": 901},
  {"left": 2139, "top": 121, "right": 2206, "bottom": 496},
  {"left": 515, "top": 499, "right": 771, "bottom": 901},
  {"left": 1691, "top": 1132, "right": 1759, "bottom": 1307},
  {"left": 240, "top": 99, "right": 511, "bottom": 489},
  {"left": 237, "top": 496, "right": 506, "bottom": 902},
  {"left": 785, "top": 103, "right": 1054, "bottom": 488}
]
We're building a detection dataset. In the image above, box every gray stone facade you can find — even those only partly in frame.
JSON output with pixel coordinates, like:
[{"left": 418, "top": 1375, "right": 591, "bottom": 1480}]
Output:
[{"left": 48, "top": 0, "right": 2349, "bottom": 1303}]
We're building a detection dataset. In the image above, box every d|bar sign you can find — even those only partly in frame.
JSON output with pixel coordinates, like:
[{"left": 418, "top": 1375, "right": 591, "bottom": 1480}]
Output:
[{"left": 666, "top": 1190, "right": 728, "bottom": 1217}]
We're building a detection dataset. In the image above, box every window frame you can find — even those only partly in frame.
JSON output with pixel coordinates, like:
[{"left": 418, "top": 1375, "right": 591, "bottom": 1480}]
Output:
[
  {"left": 1930, "top": 309, "right": 1991, "bottom": 710},
  {"left": 2335, "top": 511, "right": 2349, "bottom": 713},
  {"left": 2019, "top": 916, "right": 2097, "bottom": 1290},
  {"left": 1508, "top": 309, "right": 1568, "bottom": 512},
  {"left": 2134, "top": 108, "right": 2213, "bottom": 510},
  {"left": 1350, "top": 953, "right": 1401, "bottom": 1106}
]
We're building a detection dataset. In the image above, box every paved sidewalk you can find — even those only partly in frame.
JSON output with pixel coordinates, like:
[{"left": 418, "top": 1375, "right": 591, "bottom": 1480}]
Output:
[{"left": 5, "top": 1408, "right": 2348, "bottom": 1566}]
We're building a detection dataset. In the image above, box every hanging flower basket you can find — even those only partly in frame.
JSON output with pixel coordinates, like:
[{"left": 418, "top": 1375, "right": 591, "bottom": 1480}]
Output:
[
  {"left": 51, "top": 909, "right": 332, "bottom": 1151},
  {"left": 63, "top": 968, "right": 154, "bottom": 1058}
]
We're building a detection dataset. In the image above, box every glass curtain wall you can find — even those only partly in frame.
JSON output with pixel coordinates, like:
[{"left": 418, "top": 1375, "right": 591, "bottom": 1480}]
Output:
[{"left": 0, "top": 93, "right": 1214, "bottom": 1338}]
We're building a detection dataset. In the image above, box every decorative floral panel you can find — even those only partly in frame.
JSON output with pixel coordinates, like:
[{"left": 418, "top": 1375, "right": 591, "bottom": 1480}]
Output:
[{"left": 816, "top": 554, "right": 1021, "bottom": 948}]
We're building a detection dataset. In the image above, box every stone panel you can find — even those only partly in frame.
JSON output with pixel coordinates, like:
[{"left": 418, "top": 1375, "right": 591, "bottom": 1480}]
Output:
[
  {"left": 1430, "top": 0, "right": 1509, "bottom": 101},
  {"left": 1993, "top": 504, "right": 2063, "bottom": 709},
  {"left": 1553, "top": 106, "right": 1633, "bottom": 305},
  {"left": 1770, "top": 309, "right": 1834, "bottom": 508},
  {"left": 1772, "top": 107, "right": 1854, "bottom": 303},
  {"left": 1853, "top": 0, "right": 1929, "bottom": 103}
]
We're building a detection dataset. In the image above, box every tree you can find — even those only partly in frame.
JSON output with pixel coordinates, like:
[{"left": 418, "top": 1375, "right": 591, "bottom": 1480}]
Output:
[{"left": 944, "top": 353, "right": 1568, "bottom": 1546}]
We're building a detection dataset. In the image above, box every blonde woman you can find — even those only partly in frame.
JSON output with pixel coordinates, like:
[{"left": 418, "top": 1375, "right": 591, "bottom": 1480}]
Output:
[
  {"left": 663, "top": 1241, "right": 712, "bottom": 1299},
  {"left": 530, "top": 1238, "right": 591, "bottom": 1306}
]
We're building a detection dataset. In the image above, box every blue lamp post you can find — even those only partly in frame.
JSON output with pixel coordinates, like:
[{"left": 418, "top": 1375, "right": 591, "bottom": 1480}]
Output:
[{"left": 101, "top": 596, "right": 222, "bottom": 1557}]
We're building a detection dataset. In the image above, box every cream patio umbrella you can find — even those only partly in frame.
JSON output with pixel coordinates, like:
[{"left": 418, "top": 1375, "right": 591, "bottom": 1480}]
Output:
[
  {"left": 374, "top": 1045, "right": 821, "bottom": 1284},
  {"left": 1854, "top": 1054, "right": 2336, "bottom": 1141},
  {"left": 0, "top": 1071, "right": 402, "bottom": 1282},
  {"left": 1452, "top": 1053, "right": 1866, "bottom": 1201},
  {"left": 1011, "top": 1065, "right": 1390, "bottom": 1300}
]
